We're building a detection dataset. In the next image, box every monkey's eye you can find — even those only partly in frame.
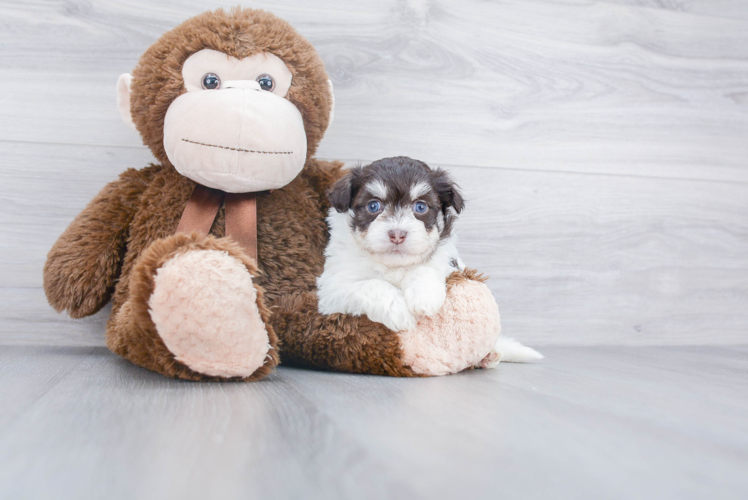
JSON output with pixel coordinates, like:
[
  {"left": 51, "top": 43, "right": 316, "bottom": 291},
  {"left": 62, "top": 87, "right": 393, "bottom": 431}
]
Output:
[
  {"left": 367, "top": 201, "right": 382, "bottom": 213},
  {"left": 413, "top": 201, "right": 428, "bottom": 214},
  {"left": 201, "top": 73, "right": 221, "bottom": 90},
  {"left": 256, "top": 74, "right": 275, "bottom": 91}
]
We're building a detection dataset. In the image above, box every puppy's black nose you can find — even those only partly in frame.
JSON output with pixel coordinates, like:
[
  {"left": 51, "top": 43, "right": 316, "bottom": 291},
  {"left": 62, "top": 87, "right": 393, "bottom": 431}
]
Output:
[{"left": 388, "top": 229, "right": 407, "bottom": 244}]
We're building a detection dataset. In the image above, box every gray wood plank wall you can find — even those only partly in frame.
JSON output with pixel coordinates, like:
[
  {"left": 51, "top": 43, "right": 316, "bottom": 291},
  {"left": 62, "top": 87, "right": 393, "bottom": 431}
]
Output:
[{"left": 1, "top": 0, "right": 746, "bottom": 346}]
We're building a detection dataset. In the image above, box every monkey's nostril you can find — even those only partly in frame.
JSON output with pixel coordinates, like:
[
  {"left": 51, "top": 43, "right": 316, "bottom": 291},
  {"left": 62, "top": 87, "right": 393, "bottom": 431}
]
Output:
[
  {"left": 388, "top": 229, "right": 407, "bottom": 244},
  {"left": 223, "top": 80, "right": 262, "bottom": 91}
]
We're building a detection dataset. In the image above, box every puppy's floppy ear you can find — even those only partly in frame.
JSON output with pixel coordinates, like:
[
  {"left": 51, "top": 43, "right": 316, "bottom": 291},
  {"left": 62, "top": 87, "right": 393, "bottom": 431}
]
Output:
[
  {"left": 432, "top": 168, "right": 465, "bottom": 214},
  {"left": 328, "top": 167, "right": 362, "bottom": 213}
]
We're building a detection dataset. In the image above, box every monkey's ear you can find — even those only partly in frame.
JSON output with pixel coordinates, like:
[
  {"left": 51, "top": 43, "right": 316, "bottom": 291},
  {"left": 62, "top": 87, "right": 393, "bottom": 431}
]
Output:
[
  {"left": 327, "top": 80, "right": 335, "bottom": 130},
  {"left": 433, "top": 168, "right": 465, "bottom": 214},
  {"left": 116, "top": 74, "right": 137, "bottom": 131},
  {"left": 328, "top": 168, "right": 361, "bottom": 213}
]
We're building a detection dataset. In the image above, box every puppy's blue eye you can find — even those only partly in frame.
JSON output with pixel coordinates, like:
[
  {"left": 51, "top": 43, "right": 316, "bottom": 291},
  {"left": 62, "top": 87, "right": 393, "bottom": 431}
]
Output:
[
  {"left": 367, "top": 201, "right": 381, "bottom": 213},
  {"left": 414, "top": 202, "right": 428, "bottom": 214}
]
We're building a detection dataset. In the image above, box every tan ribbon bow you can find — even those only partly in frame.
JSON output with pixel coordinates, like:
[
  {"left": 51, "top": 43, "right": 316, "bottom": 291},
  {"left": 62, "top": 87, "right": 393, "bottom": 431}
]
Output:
[{"left": 176, "top": 184, "right": 258, "bottom": 262}]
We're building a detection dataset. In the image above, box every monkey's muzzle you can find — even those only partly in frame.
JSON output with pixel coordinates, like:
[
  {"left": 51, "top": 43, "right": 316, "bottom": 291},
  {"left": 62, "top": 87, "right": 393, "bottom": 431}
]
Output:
[{"left": 163, "top": 86, "right": 307, "bottom": 193}]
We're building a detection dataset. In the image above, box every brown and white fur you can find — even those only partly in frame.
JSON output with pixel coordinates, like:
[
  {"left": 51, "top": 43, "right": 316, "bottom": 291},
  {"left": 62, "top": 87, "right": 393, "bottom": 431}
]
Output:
[{"left": 318, "top": 156, "right": 543, "bottom": 365}]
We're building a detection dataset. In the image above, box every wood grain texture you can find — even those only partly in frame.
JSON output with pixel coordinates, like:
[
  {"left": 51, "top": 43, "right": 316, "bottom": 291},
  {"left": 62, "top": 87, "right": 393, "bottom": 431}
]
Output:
[
  {"left": 1, "top": 0, "right": 747, "bottom": 346},
  {"left": 0, "top": 0, "right": 747, "bottom": 180},
  {"left": 2, "top": 141, "right": 746, "bottom": 345},
  {"left": 0, "top": 346, "right": 746, "bottom": 500}
]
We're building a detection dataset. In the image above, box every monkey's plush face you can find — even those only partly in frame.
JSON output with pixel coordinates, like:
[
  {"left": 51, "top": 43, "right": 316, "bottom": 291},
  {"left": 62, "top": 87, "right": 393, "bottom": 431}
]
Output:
[
  {"left": 162, "top": 49, "right": 307, "bottom": 193},
  {"left": 120, "top": 9, "right": 335, "bottom": 193}
]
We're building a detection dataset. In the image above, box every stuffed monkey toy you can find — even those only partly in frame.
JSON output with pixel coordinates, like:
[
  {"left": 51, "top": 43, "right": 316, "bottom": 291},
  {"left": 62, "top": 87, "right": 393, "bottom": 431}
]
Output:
[{"left": 43, "top": 8, "right": 503, "bottom": 381}]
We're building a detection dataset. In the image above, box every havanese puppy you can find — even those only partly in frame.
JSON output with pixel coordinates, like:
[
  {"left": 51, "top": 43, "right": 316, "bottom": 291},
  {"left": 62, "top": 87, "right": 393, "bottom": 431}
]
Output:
[
  {"left": 317, "top": 156, "right": 544, "bottom": 365},
  {"left": 317, "top": 156, "right": 464, "bottom": 332}
]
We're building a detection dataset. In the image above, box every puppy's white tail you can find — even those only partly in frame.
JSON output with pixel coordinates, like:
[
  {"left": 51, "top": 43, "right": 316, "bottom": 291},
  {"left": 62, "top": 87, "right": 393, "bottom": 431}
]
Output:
[{"left": 494, "top": 337, "right": 544, "bottom": 363}]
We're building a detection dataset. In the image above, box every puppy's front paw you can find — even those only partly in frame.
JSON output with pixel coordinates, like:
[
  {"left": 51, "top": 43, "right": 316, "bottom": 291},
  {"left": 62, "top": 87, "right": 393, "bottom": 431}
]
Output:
[
  {"left": 404, "top": 283, "right": 447, "bottom": 317},
  {"left": 378, "top": 298, "right": 416, "bottom": 332}
]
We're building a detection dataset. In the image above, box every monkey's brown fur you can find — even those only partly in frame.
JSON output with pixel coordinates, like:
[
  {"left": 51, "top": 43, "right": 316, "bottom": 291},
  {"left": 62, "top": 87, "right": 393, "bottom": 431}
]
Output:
[
  {"left": 44, "top": 8, "right": 489, "bottom": 380},
  {"left": 43, "top": 8, "right": 427, "bottom": 380}
]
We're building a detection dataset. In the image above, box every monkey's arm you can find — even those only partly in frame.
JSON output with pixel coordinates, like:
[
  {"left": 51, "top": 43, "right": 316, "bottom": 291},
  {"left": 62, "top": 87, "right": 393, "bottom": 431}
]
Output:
[
  {"left": 44, "top": 167, "right": 154, "bottom": 318},
  {"left": 269, "top": 291, "right": 418, "bottom": 377},
  {"left": 269, "top": 270, "right": 501, "bottom": 378}
]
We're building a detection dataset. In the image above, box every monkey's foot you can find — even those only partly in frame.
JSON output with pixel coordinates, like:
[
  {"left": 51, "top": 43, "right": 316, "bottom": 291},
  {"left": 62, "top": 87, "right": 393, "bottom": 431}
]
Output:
[
  {"left": 107, "top": 233, "right": 278, "bottom": 381},
  {"left": 398, "top": 269, "right": 501, "bottom": 376},
  {"left": 149, "top": 246, "right": 273, "bottom": 378}
]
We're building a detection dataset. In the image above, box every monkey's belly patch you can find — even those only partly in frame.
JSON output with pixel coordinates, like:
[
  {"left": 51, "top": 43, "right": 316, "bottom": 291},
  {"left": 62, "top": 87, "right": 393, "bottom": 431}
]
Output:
[{"left": 181, "top": 138, "right": 293, "bottom": 155}]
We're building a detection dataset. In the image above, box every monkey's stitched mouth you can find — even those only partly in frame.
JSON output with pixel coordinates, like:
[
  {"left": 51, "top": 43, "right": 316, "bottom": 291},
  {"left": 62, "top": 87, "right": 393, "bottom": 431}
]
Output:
[{"left": 182, "top": 138, "right": 293, "bottom": 155}]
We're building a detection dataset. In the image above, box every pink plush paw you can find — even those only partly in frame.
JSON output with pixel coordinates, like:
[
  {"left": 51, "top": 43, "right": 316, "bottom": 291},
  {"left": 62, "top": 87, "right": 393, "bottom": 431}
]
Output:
[
  {"left": 149, "top": 249, "right": 271, "bottom": 378},
  {"left": 399, "top": 278, "right": 501, "bottom": 376}
]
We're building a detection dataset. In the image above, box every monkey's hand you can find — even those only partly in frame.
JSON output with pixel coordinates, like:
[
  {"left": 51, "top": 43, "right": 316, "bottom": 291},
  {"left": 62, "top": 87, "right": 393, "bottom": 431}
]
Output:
[
  {"left": 398, "top": 269, "right": 502, "bottom": 376},
  {"left": 43, "top": 168, "right": 152, "bottom": 318}
]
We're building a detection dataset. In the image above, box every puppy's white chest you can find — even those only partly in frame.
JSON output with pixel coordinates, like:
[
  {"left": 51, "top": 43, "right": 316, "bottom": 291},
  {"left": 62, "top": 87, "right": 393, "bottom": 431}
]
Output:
[{"left": 377, "top": 265, "right": 411, "bottom": 288}]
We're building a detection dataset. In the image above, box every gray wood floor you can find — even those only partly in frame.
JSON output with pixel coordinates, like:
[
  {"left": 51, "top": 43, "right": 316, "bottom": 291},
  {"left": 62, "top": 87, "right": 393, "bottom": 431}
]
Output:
[
  {"left": 1, "top": 2, "right": 748, "bottom": 499},
  {"left": 1, "top": 346, "right": 747, "bottom": 500}
]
